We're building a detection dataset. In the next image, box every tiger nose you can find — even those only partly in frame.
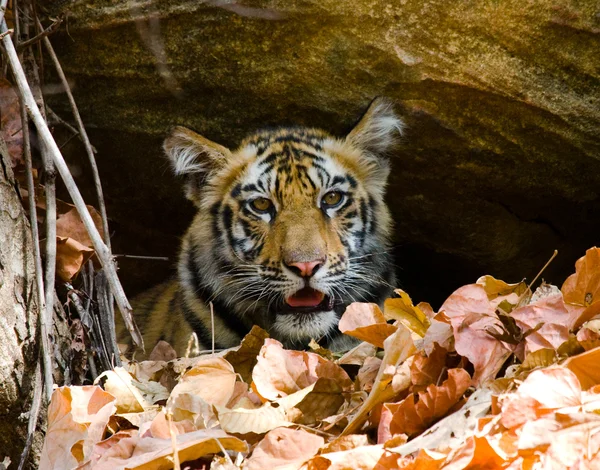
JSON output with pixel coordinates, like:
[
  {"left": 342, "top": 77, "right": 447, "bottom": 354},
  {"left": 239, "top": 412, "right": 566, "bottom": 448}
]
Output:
[{"left": 285, "top": 260, "right": 324, "bottom": 278}]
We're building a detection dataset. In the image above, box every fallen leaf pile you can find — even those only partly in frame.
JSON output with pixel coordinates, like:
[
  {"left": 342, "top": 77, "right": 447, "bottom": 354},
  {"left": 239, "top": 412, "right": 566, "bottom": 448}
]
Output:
[{"left": 41, "top": 247, "right": 600, "bottom": 469}]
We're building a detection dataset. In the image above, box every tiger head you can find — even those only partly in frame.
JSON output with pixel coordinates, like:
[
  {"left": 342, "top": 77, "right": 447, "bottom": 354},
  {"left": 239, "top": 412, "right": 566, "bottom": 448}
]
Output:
[{"left": 165, "top": 98, "right": 402, "bottom": 351}]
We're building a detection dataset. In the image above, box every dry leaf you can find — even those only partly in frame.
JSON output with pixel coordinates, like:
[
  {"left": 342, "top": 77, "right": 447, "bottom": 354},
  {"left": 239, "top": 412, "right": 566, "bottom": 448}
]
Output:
[
  {"left": 40, "top": 386, "right": 116, "bottom": 470},
  {"left": 562, "top": 247, "right": 600, "bottom": 328},
  {"left": 320, "top": 435, "right": 370, "bottom": 454},
  {"left": 384, "top": 290, "right": 430, "bottom": 337},
  {"left": 56, "top": 236, "right": 95, "bottom": 282},
  {"left": 576, "top": 325, "right": 600, "bottom": 351},
  {"left": 56, "top": 206, "right": 104, "bottom": 248},
  {"left": 440, "top": 284, "right": 512, "bottom": 385},
  {"left": 500, "top": 367, "right": 582, "bottom": 429},
  {"left": 223, "top": 325, "right": 269, "bottom": 383},
  {"left": 167, "top": 356, "right": 237, "bottom": 428},
  {"left": 84, "top": 429, "right": 247, "bottom": 470},
  {"left": 517, "top": 412, "right": 600, "bottom": 468},
  {"left": 96, "top": 367, "right": 168, "bottom": 413},
  {"left": 148, "top": 340, "right": 177, "bottom": 362},
  {"left": 564, "top": 346, "right": 600, "bottom": 390},
  {"left": 378, "top": 368, "right": 470, "bottom": 441},
  {"left": 357, "top": 356, "right": 382, "bottom": 393},
  {"left": 244, "top": 427, "right": 324, "bottom": 470},
  {"left": 252, "top": 339, "right": 352, "bottom": 401},
  {"left": 442, "top": 434, "right": 506, "bottom": 470},
  {"left": 306, "top": 445, "right": 398, "bottom": 470},
  {"left": 342, "top": 325, "right": 415, "bottom": 435},
  {"left": 215, "top": 402, "right": 292, "bottom": 434},
  {"left": 339, "top": 303, "right": 397, "bottom": 348},
  {"left": 410, "top": 344, "right": 447, "bottom": 388},
  {"left": 510, "top": 293, "right": 576, "bottom": 355},
  {"left": 336, "top": 341, "right": 377, "bottom": 366},
  {"left": 476, "top": 275, "right": 528, "bottom": 308},
  {"left": 170, "top": 356, "right": 237, "bottom": 407},
  {"left": 387, "top": 388, "right": 492, "bottom": 457}
]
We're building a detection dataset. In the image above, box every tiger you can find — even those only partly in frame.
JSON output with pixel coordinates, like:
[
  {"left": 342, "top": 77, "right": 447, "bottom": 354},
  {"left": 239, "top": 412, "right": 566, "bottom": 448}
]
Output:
[{"left": 124, "top": 98, "right": 402, "bottom": 358}]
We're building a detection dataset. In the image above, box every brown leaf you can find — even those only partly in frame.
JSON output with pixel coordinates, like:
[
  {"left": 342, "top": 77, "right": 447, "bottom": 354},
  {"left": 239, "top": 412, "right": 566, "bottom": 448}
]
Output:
[
  {"left": 517, "top": 412, "right": 600, "bottom": 468},
  {"left": 384, "top": 290, "right": 431, "bottom": 337},
  {"left": 564, "top": 346, "right": 600, "bottom": 390},
  {"left": 83, "top": 429, "right": 247, "bottom": 470},
  {"left": 56, "top": 206, "right": 104, "bottom": 248},
  {"left": 357, "top": 356, "right": 382, "bottom": 393},
  {"left": 441, "top": 435, "right": 506, "bottom": 470},
  {"left": 223, "top": 325, "right": 269, "bottom": 383},
  {"left": 476, "top": 275, "right": 528, "bottom": 308},
  {"left": 576, "top": 325, "right": 600, "bottom": 351},
  {"left": 510, "top": 293, "right": 577, "bottom": 355},
  {"left": 562, "top": 247, "right": 600, "bottom": 329},
  {"left": 166, "top": 356, "right": 237, "bottom": 429},
  {"left": 378, "top": 368, "right": 470, "bottom": 441},
  {"left": 56, "top": 236, "right": 95, "bottom": 282},
  {"left": 339, "top": 303, "right": 397, "bottom": 348},
  {"left": 336, "top": 341, "right": 377, "bottom": 367},
  {"left": 0, "top": 79, "right": 23, "bottom": 166},
  {"left": 342, "top": 325, "right": 415, "bottom": 436},
  {"left": 148, "top": 340, "right": 177, "bottom": 362},
  {"left": 410, "top": 344, "right": 448, "bottom": 388},
  {"left": 291, "top": 378, "right": 346, "bottom": 425},
  {"left": 96, "top": 367, "right": 168, "bottom": 413},
  {"left": 306, "top": 445, "right": 399, "bottom": 470},
  {"left": 214, "top": 402, "right": 292, "bottom": 434},
  {"left": 500, "top": 367, "right": 582, "bottom": 429},
  {"left": 40, "top": 386, "right": 116, "bottom": 470},
  {"left": 252, "top": 339, "right": 352, "bottom": 401},
  {"left": 440, "top": 284, "right": 511, "bottom": 385},
  {"left": 244, "top": 427, "right": 324, "bottom": 470}
]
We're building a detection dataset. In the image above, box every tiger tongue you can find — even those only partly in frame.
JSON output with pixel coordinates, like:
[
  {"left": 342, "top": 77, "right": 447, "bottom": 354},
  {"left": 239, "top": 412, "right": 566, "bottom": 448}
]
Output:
[{"left": 286, "top": 288, "right": 325, "bottom": 308}]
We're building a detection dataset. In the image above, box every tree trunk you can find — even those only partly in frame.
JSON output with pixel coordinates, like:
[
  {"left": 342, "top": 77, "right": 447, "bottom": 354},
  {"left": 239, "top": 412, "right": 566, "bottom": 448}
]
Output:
[{"left": 0, "top": 139, "right": 68, "bottom": 467}]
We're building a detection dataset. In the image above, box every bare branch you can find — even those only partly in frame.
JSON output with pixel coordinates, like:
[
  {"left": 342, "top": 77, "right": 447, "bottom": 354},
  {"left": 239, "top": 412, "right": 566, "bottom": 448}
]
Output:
[
  {"left": 40, "top": 19, "right": 111, "bottom": 249},
  {"left": 1, "top": 19, "right": 144, "bottom": 349},
  {"left": 20, "top": 93, "right": 54, "bottom": 403},
  {"left": 17, "top": 363, "right": 43, "bottom": 470},
  {"left": 16, "top": 18, "right": 62, "bottom": 51}
]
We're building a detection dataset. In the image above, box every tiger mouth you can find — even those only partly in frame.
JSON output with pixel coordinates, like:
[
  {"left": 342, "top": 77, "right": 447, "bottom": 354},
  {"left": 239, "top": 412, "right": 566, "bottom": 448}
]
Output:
[{"left": 282, "top": 287, "right": 334, "bottom": 314}]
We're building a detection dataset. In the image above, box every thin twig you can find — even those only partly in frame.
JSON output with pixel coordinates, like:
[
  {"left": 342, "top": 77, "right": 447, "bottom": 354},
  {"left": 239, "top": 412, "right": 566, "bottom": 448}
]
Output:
[
  {"left": 1, "top": 18, "right": 144, "bottom": 349},
  {"left": 46, "top": 106, "right": 80, "bottom": 136},
  {"left": 167, "top": 412, "right": 181, "bottom": 470},
  {"left": 20, "top": 89, "right": 53, "bottom": 400},
  {"left": 19, "top": 100, "right": 52, "bottom": 465},
  {"left": 40, "top": 19, "right": 110, "bottom": 249},
  {"left": 210, "top": 301, "right": 215, "bottom": 355},
  {"left": 113, "top": 254, "right": 170, "bottom": 261},
  {"left": 13, "top": 0, "right": 19, "bottom": 42},
  {"left": 16, "top": 18, "right": 62, "bottom": 51},
  {"left": 42, "top": 147, "right": 57, "bottom": 401},
  {"left": 17, "top": 363, "right": 43, "bottom": 470}
]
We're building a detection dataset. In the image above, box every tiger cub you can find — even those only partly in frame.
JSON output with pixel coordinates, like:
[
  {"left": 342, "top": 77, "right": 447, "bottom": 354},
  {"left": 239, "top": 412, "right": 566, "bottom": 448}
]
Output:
[{"left": 128, "top": 98, "right": 402, "bottom": 357}]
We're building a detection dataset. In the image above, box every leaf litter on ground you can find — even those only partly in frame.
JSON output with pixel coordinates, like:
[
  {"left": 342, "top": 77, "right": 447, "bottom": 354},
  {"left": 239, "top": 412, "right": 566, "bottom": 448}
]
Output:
[{"left": 41, "top": 246, "right": 600, "bottom": 469}]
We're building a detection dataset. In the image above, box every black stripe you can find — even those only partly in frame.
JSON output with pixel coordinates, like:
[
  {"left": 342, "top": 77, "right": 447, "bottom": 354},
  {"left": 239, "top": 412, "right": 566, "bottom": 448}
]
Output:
[{"left": 184, "top": 250, "right": 251, "bottom": 345}]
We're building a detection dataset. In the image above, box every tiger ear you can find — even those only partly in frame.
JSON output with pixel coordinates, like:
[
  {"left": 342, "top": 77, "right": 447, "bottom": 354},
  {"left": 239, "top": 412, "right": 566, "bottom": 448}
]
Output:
[
  {"left": 345, "top": 98, "right": 404, "bottom": 155},
  {"left": 163, "top": 126, "right": 232, "bottom": 202}
]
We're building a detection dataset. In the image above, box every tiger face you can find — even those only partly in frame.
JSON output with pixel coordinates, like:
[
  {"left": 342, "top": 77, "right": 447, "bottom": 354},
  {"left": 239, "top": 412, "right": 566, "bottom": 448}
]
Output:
[{"left": 166, "top": 98, "right": 402, "bottom": 351}]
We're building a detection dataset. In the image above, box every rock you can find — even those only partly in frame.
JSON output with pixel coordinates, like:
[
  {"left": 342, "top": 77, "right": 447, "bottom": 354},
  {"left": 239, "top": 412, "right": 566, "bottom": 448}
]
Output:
[{"left": 46, "top": 0, "right": 600, "bottom": 305}]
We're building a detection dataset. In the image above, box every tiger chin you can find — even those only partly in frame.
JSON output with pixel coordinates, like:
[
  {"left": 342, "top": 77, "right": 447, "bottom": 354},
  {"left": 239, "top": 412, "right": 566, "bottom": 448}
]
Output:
[{"left": 125, "top": 98, "right": 403, "bottom": 358}]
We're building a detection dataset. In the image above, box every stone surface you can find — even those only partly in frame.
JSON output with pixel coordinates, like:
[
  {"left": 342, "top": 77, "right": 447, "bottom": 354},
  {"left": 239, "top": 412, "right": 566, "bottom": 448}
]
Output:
[{"left": 46, "top": 0, "right": 600, "bottom": 305}]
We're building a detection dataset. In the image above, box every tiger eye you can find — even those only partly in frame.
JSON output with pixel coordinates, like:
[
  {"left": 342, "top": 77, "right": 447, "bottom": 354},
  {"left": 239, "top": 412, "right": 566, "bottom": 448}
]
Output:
[
  {"left": 250, "top": 197, "right": 273, "bottom": 213},
  {"left": 322, "top": 191, "right": 343, "bottom": 207}
]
